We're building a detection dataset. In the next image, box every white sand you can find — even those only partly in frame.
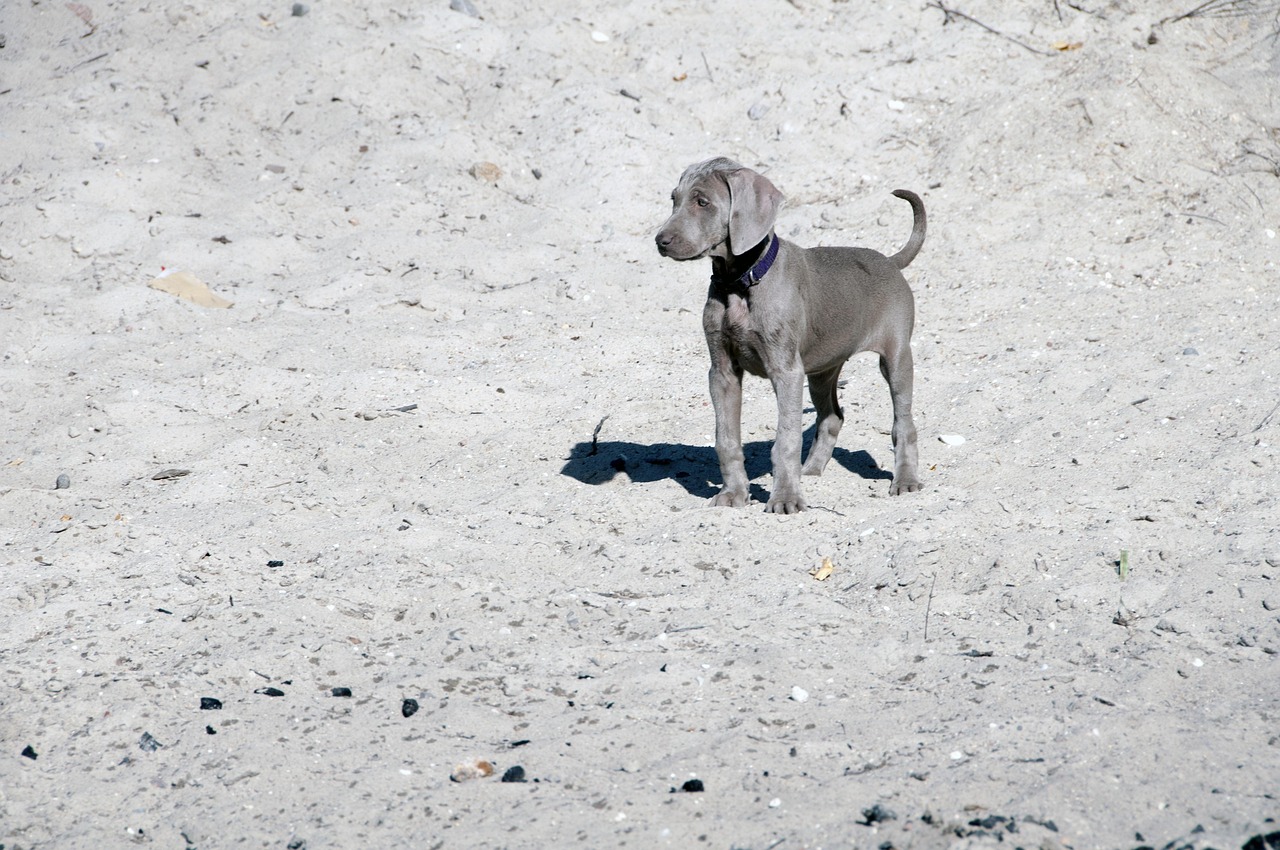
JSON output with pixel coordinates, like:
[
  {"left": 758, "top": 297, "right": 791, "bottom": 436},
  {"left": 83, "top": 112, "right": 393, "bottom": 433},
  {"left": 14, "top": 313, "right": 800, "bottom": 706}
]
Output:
[{"left": 3, "top": 1, "right": 1279, "bottom": 847}]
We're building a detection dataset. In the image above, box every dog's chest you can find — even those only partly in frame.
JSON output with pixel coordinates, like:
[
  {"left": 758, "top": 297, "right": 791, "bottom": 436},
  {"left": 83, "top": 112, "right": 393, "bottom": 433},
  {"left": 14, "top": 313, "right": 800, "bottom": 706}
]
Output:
[{"left": 720, "top": 293, "right": 769, "bottom": 375}]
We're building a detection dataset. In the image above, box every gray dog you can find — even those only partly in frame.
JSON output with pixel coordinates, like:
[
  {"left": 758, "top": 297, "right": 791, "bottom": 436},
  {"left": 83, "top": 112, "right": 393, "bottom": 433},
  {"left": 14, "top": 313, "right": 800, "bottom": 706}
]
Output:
[{"left": 654, "top": 157, "right": 925, "bottom": 513}]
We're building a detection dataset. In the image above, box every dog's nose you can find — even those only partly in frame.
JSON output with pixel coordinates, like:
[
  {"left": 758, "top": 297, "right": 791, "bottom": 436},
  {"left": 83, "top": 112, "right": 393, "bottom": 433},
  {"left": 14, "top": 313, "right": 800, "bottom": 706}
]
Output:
[{"left": 655, "top": 231, "right": 673, "bottom": 255}]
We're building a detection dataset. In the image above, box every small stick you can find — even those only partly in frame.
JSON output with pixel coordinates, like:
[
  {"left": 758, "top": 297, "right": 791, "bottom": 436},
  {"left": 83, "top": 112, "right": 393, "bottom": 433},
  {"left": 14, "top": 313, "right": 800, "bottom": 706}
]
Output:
[
  {"left": 701, "top": 50, "right": 714, "bottom": 83},
  {"left": 590, "top": 415, "right": 609, "bottom": 456},
  {"left": 927, "top": 2, "right": 1056, "bottom": 56},
  {"left": 1253, "top": 399, "right": 1280, "bottom": 433},
  {"left": 923, "top": 573, "right": 937, "bottom": 642},
  {"left": 1119, "top": 550, "right": 1130, "bottom": 581}
]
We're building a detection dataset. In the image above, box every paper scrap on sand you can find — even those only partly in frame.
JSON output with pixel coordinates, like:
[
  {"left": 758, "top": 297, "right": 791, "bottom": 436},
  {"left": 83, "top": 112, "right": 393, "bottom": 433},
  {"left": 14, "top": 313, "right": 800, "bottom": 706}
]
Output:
[
  {"left": 810, "top": 557, "right": 835, "bottom": 582},
  {"left": 148, "top": 269, "right": 233, "bottom": 309}
]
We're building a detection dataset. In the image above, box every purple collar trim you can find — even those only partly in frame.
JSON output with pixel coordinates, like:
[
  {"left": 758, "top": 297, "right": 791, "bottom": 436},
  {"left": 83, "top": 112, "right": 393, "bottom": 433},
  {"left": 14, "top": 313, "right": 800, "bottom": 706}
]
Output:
[{"left": 717, "top": 234, "right": 779, "bottom": 289}]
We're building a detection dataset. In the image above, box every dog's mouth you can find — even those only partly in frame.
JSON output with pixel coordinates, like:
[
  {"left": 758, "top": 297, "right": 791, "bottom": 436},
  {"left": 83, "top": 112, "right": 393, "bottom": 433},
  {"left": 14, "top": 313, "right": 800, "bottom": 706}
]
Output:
[{"left": 656, "top": 239, "right": 712, "bottom": 261}]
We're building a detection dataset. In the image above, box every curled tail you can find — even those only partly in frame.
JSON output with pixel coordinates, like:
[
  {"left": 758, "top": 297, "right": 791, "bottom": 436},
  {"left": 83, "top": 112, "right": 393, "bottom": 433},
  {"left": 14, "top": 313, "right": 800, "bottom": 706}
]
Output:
[{"left": 888, "top": 189, "right": 926, "bottom": 270}]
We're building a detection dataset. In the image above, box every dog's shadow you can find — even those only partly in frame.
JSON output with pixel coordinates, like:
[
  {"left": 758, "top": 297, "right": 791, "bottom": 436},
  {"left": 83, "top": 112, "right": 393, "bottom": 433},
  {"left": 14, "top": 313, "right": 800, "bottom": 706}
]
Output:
[{"left": 561, "top": 431, "right": 891, "bottom": 500}]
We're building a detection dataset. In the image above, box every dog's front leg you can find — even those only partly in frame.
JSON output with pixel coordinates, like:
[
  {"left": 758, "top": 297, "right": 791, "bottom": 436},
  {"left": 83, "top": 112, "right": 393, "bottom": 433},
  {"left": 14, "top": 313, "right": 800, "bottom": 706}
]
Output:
[
  {"left": 708, "top": 362, "right": 750, "bottom": 507},
  {"left": 766, "top": 364, "right": 807, "bottom": 514}
]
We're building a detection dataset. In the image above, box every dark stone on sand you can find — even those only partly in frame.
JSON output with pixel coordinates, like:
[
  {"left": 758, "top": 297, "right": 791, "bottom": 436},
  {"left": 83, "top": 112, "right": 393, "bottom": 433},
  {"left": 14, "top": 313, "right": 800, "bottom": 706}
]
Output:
[
  {"left": 331, "top": 687, "right": 352, "bottom": 697},
  {"left": 255, "top": 687, "right": 286, "bottom": 697},
  {"left": 200, "top": 697, "right": 223, "bottom": 710},
  {"left": 500, "top": 765, "right": 526, "bottom": 783},
  {"left": 401, "top": 698, "right": 419, "bottom": 718}
]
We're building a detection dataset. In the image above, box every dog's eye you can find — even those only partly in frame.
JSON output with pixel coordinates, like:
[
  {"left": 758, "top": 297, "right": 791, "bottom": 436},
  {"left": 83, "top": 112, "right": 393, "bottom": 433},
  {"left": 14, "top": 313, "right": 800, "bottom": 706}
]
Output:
[{"left": 696, "top": 197, "right": 709, "bottom": 208}]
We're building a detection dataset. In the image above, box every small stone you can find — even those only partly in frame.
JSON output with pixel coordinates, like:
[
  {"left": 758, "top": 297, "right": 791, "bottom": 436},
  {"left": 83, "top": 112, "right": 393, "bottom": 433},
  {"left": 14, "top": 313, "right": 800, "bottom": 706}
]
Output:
[
  {"left": 789, "top": 685, "right": 809, "bottom": 702},
  {"left": 748, "top": 101, "right": 770, "bottom": 121},
  {"left": 939, "top": 434, "right": 965, "bottom": 446},
  {"left": 680, "top": 779, "right": 704, "bottom": 793},
  {"left": 291, "top": 2, "right": 309, "bottom": 15},
  {"left": 401, "top": 698, "right": 419, "bottom": 718},
  {"left": 200, "top": 697, "right": 223, "bottom": 710},
  {"left": 887, "top": 99, "right": 906, "bottom": 111},
  {"left": 139, "top": 732, "right": 162, "bottom": 752},
  {"left": 1182, "top": 347, "right": 1199, "bottom": 356},
  {"left": 450, "top": 759, "right": 494, "bottom": 782},
  {"left": 861, "top": 803, "right": 898, "bottom": 824},
  {"left": 205, "top": 725, "right": 217, "bottom": 735},
  {"left": 21, "top": 745, "right": 37, "bottom": 760},
  {"left": 768, "top": 798, "right": 782, "bottom": 808},
  {"left": 590, "top": 30, "right": 609, "bottom": 43},
  {"left": 55, "top": 473, "right": 71, "bottom": 490},
  {"left": 500, "top": 765, "right": 527, "bottom": 783},
  {"left": 255, "top": 687, "right": 286, "bottom": 697},
  {"left": 152, "top": 468, "right": 191, "bottom": 480},
  {"left": 267, "top": 560, "right": 284, "bottom": 568},
  {"left": 469, "top": 161, "right": 501, "bottom": 183},
  {"left": 450, "top": 0, "right": 480, "bottom": 17},
  {"left": 330, "top": 687, "right": 352, "bottom": 698}
]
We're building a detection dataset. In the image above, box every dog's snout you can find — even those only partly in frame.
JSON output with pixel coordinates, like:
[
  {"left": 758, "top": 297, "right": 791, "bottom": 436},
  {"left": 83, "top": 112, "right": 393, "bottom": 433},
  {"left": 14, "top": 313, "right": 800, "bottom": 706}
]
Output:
[{"left": 655, "top": 230, "right": 674, "bottom": 255}]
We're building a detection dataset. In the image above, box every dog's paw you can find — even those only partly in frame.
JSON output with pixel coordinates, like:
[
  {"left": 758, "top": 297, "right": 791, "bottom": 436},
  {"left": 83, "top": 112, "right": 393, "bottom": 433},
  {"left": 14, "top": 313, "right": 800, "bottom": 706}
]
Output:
[
  {"left": 765, "top": 494, "right": 807, "bottom": 514},
  {"left": 888, "top": 478, "right": 922, "bottom": 496},
  {"left": 709, "top": 490, "right": 750, "bottom": 508}
]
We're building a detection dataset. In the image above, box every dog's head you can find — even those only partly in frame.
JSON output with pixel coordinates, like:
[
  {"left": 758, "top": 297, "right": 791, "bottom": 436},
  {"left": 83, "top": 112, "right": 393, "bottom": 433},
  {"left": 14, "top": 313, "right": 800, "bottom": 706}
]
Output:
[{"left": 654, "top": 158, "right": 783, "bottom": 261}]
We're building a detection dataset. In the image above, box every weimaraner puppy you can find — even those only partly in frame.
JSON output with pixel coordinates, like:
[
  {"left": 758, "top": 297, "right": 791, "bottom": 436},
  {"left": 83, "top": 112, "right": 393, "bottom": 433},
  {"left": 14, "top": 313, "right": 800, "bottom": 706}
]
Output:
[{"left": 654, "top": 157, "right": 925, "bottom": 513}]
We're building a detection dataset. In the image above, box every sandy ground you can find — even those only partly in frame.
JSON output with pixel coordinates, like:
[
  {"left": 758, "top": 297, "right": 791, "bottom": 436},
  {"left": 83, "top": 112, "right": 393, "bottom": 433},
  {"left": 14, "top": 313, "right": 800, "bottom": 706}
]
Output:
[{"left": 2, "top": 1, "right": 1280, "bottom": 848}]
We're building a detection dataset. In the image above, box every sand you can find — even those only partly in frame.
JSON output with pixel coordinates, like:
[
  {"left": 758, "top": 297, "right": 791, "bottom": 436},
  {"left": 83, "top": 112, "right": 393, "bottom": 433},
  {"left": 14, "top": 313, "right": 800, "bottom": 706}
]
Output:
[{"left": 2, "top": 1, "right": 1279, "bottom": 847}]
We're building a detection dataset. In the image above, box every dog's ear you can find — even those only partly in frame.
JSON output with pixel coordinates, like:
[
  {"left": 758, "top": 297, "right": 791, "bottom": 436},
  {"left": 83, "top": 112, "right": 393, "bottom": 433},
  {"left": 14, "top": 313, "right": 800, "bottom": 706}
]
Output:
[{"left": 725, "top": 168, "right": 783, "bottom": 254}]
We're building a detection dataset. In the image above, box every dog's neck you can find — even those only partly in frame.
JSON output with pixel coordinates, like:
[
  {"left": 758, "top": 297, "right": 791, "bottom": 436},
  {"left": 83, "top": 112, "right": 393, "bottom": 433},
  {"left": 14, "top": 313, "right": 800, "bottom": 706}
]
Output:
[{"left": 711, "top": 233, "right": 779, "bottom": 291}]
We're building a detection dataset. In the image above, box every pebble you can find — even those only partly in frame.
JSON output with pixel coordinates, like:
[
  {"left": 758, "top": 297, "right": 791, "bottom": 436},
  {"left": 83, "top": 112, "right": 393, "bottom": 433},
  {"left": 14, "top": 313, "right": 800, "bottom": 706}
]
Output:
[
  {"left": 469, "top": 161, "right": 501, "bottom": 183},
  {"left": 330, "top": 687, "right": 352, "bottom": 697},
  {"left": 768, "top": 798, "right": 782, "bottom": 808},
  {"left": 21, "top": 745, "right": 37, "bottom": 760},
  {"left": 450, "top": 0, "right": 481, "bottom": 17},
  {"left": 139, "top": 732, "right": 162, "bottom": 752},
  {"left": 748, "top": 101, "right": 770, "bottom": 121},
  {"left": 291, "top": 2, "right": 309, "bottom": 15},
  {"left": 55, "top": 473, "right": 71, "bottom": 490},
  {"left": 861, "top": 803, "right": 897, "bottom": 824},
  {"left": 200, "top": 697, "right": 223, "bottom": 710},
  {"left": 255, "top": 687, "right": 286, "bottom": 697},
  {"left": 680, "top": 778, "right": 704, "bottom": 793},
  {"left": 450, "top": 759, "right": 494, "bottom": 782},
  {"left": 1182, "top": 347, "right": 1199, "bottom": 356},
  {"left": 887, "top": 99, "right": 906, "bottom": 111},
  {"left": 789, "top": 685, "right": 809, "bottom": 702},
  {"left": 401, "top": 698, "right": 419, "bottom": 718},
  {"left": 590, "top": 30, "right": 609, "bottom": 43},
  {"left": 939, "top": 434, "right": 965, "bottom": 446},
  {"left": 500, "top": 765, "right": 527, "bottom": 783},
  {"left": 205, "top": 725, "right": 217, "bottom": 735}
]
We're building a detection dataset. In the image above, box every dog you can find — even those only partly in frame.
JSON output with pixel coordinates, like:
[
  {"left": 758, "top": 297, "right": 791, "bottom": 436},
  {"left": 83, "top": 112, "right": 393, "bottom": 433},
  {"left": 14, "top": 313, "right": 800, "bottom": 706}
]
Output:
[{"left": 654, "top": 157, "right": 925, "bottom": 513}]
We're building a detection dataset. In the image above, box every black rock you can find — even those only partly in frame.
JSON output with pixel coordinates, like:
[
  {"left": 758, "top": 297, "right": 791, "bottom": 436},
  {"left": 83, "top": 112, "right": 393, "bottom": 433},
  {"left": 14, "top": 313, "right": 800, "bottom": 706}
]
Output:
[
  {"left": 500, "top": 765, "right": 526, "bottom": 783},
  {"left": 680, "top": 779, "right": 704, "bottom": 793},
  {"left": 206, "top": 725, "right": 217, "bottom": 735},
  {"left": 21, "top": 744, "right": 37, "bottom": 760},
  {"left": 290, "top": 3, "right": 309, "bottom": 15},
  {"left": 860, "top": 804, "right": 897, "bottom": 825},
  {"left": 139, "top": 732, "right": 162, "bottom": 752},
  {"left": 330, "top": 687, "right": 352, "bottom": 698},
  {"left": 200, "top": 697, "right": 223, "bottom": 710},
  {"left": 255, "top": 687, "right": 286, "bottom": 697},
  {"left": 1243, "top": 832, "right": 1280, "bottom": 850},
  {"left": 401, "top": 698, "right": 419, "bottom": 718},
  {"left": 267, "top": 560, "right": 284, "bottom": 568}
]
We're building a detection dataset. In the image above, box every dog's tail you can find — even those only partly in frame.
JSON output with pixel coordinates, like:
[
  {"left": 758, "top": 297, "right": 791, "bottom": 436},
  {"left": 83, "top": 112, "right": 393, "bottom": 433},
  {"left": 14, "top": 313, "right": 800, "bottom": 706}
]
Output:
[{"left": 888, "top": 189, "right": 926, "bottom": 270}]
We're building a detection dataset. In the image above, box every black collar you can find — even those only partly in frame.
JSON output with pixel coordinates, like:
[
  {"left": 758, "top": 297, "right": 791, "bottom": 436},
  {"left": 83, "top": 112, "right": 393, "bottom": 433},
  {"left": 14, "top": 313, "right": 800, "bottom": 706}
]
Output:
[{"left": 712, "top": 234, "right": 779, "bottom": 289}]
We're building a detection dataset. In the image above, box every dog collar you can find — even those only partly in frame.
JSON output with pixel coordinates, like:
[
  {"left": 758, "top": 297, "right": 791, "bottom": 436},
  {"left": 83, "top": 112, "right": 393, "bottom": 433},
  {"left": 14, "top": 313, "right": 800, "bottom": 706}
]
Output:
[{"left": 719, "top": 233, "right": 779, "bottom": 289}]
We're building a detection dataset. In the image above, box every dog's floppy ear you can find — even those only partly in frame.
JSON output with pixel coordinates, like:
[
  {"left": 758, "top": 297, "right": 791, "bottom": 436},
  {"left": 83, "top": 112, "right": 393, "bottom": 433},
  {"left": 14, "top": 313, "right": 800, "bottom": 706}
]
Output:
[{"left": 724, "top": 167, "right": 783, "bottom": 254}]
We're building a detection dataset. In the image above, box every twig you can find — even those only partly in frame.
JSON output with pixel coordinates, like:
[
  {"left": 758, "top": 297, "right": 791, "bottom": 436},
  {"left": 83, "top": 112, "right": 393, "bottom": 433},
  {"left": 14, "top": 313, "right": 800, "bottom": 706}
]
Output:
[
  {"left": 590, "top": 415, "right": 609, "bottom": 456},
  {"left": 701, "top": 50, "right": 715, "bottom": 83},
  {"left": 1253, "top": 399, "right": 1280, "bottom": 432},
  {"left": 923, "top": 573, "right": 937, "bottom": 641},
  {"left": 927, "top": 2, "right": 1056, "bottom": 56}
]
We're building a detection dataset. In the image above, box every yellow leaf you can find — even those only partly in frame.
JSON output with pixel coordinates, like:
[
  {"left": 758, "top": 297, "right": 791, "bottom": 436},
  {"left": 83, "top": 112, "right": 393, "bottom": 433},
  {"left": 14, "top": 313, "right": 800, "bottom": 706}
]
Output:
[{"left": 810, "top": 557, "right": 835, "bottom": 581}]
